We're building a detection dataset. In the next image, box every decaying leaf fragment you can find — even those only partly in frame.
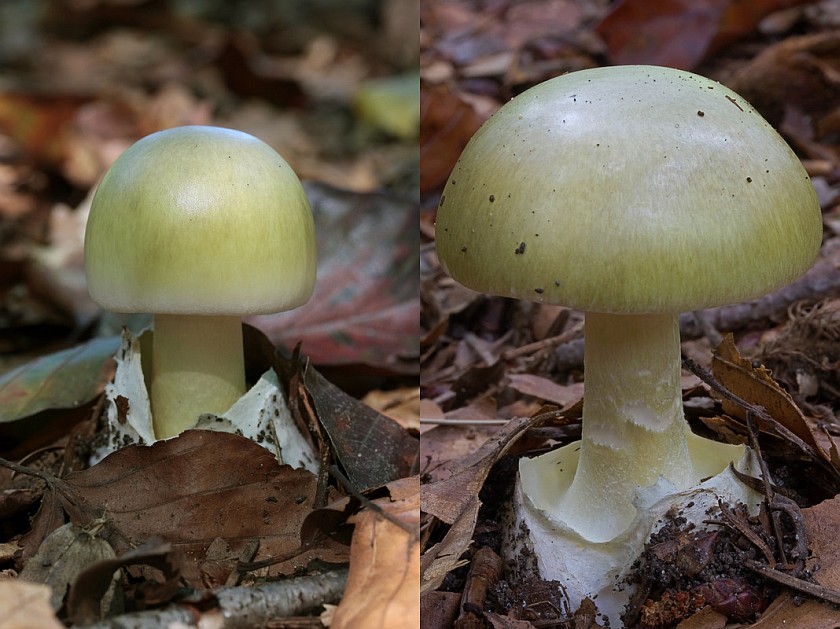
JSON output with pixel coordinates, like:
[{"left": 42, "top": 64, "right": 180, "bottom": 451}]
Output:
[
  {"left": 331, "top": 476, "right": 420, "bottom": 629},
  {"left": 711, "top": 335, "right": 840, "bottom": 473},
  {"left": 0, "top": 580, "right": 64, "bottom": 629},
  {"left": 18, "top": 521, "right": 119, "bottom": 616}
]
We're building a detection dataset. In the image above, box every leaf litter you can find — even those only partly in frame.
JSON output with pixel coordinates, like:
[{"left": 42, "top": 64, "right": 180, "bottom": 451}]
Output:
[
  {"left": 0, "top": 320, "right": 419, "bottom": 626},
  {"left": 1, "top": 4, "right": 421, "bottom": 621},
  {"left": 421, "top": 1, "right": 840, "bottom": 626}
]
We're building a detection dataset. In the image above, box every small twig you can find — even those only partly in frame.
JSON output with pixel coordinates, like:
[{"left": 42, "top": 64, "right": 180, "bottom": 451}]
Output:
[
  {"left": 329, "top": 465, "right": 417, "bottom": 536},
  {"left": 769, "top": 493, "right": 808, "bottom": 578},
  {"left": 419, "top": 418, "right": 510, "bottom": 426},
  {"left": 237, "top": 535, "right": 328, "bottom": 572},
  {"left": 455, "top": 546, "right": 503, "bottom": 629},
  {"left": 744, "top": 413, "right": 774, "bottom": 500},
  {"left": 712, "top": 499, "right": 775, "bottom": 566},
  {"left": 744, "top": 558, "right": 840, "bottom": 606},
  {"left": 78, "top": 568, "right": 349, "bottom": 629},
  {"left": 0, "top": 456, "right": 78, "bottom": 507},
  {"left": 743, "top": 412, "right": 789, "bottom": 566},
  {"left": 502, "top": 324, "right": 581, "bottom": 361},
  {"left": 226, "top": 539, "right": 261, "bottom": 586}
]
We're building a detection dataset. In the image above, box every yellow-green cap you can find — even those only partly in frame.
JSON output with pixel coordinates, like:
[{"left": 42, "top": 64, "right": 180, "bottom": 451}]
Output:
[
  {"left": 85, "top": 125, "right": 316, "bottom": 315},
  {"left": 436, "top": 66, "right": 822, "bottom": 314}
]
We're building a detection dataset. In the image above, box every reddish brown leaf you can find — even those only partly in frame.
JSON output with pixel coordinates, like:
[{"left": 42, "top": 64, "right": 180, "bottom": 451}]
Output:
[
  {"left": 420, "top": 83, "right": 486, "bottom": 194},
  {"left": 596, "top": 0, "right": 727, "bottom": 69},
  {"left": 596, "top": 0, "right": 814, "bottom": 70},
  {"left": 62, "top": 431, "right": 348, "bottom": 585},
  {"left": 251, "top": 182, "right": 418, "bottom": 375}
]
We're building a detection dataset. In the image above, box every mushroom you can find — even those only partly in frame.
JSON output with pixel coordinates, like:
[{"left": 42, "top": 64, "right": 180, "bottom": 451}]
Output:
[
  {"left": 435, "top": 66, "right": 822, "bottom": 620},
  {"left": 85, "top": 125, "right": 316, "bottom": 440}
]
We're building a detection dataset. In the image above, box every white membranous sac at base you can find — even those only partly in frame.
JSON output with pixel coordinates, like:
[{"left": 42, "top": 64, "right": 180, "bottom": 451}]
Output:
[{"left": 434, "top": 65, "right": 822, "bottom": 625}]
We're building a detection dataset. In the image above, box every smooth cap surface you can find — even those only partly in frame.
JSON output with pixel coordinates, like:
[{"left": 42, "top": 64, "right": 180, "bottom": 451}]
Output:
[
  {"left": 85, "top": 125, "right": 316, "bottom": 315},
  {"left": 436, "top": 65, "right": 822, "bottom": 314}
]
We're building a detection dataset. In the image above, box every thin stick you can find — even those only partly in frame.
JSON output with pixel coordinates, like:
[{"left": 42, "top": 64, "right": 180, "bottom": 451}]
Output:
[
  {"left": 420, "top": 418, "right": 510, "bottom": 426},
  {"left": 744, "top": 559, "right": 840, "bottom": 605}
]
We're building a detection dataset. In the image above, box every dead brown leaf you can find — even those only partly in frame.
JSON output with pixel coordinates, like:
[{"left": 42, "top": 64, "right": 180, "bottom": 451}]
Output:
[
  {"left": 0, "top": 580, "right": 63, "bottom": 629},
  {"left": 507, "top": 373, "right": 583, "bottom": 408},
  {"left": 301, "top": 361, "right": 420, "bottom": 492},
  {"left": 710, "top": 335, "right": 837, "bottom": 466},
  {"left": 331, "top": 476, "right": 420, "bottom": 629},
  {"left": 18, "top": 521, "right": 117, "bottom": 615},
  {"left": 728, "top": 32, "right": 840, "bottom": 130},
  {"left": 61, "top": 430, "right": 348, "bottom": 585},
  {"left": 596, "top": 0, "right": 813, "bottom": 70},
  {"left": 421, "top": 412, "right": 548, "bottom": 595},
  {"left": 419, "top": 83, "right": 486, "bottom": 194},
  {"left": 361, "top": 387, "right": 420, "bottom": 432},
  {"left": 802, "top": 495, "right": 840, "bottom": 591}
]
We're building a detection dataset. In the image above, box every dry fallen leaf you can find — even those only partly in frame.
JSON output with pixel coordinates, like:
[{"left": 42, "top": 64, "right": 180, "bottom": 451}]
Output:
[
  {"left": 0, "top": 580, "right": 63, "bottom": 629},
  {"left": 710, "top": 334, "right": 840, "bottom": 470},
  {"left": 507, "top": 373, "right": 583, "bottom": 408},
  {"left": 361, "top": 387, "right": 420, "bottom": 432},
  {"left": 60, "top": 431, "right": 348, "bottom": 585},
  {"left": 301, "top": 362, "right": 420, "bottom": 492},
  {"left": 419, "top": 83, "right": 486, "bottom": 194},
  {"left": 331, "top": 476, "right": 420, "bottom": 629},
  {"left": 421, "top": 413, "right": 543, "bottom": 595},
  {"left": 18, "top": 521, "right": 118, "bottom": 614}
]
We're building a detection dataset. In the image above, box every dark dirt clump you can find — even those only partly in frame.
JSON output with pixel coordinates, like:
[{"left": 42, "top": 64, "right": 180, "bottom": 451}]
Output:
[{"left": 624, "top": 505, "right": 780, "bottom": 628}]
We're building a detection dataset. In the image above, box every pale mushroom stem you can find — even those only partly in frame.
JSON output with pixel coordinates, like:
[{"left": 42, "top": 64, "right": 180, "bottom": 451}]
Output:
[
  {"left": 559, "top": 311, "right": 694, "bottom": 541},
  {"left": 150, "top": 314, "right": 246, "bottom": 439}
]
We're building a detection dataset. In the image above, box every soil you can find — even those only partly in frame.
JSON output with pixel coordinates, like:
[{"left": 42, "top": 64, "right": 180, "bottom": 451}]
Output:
[{"left": 442, "top": 448, "right": 827, "bottom": 629}]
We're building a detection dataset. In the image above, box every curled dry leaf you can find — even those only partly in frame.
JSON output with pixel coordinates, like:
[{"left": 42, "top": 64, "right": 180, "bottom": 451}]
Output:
[
  {"left": 331, "top": 476, "right": 420, "bottom": 629},
  {"left": 711, "top": 335, "right": 840, "bottom": 471},
  {"left": 421, "top": 413, "right": 545, "bottom": 595},
  {"left": 66, "top": 537, "right": 180, "bottom": 625}
]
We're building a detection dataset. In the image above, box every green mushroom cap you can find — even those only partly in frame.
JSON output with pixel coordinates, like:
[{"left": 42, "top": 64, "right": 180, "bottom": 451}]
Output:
[
  {"left": 85, "top": 125, "right": 316, "bottom": 315},
  {"left": 436, "top": 65, "right": 822, "bottom": 314}
]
